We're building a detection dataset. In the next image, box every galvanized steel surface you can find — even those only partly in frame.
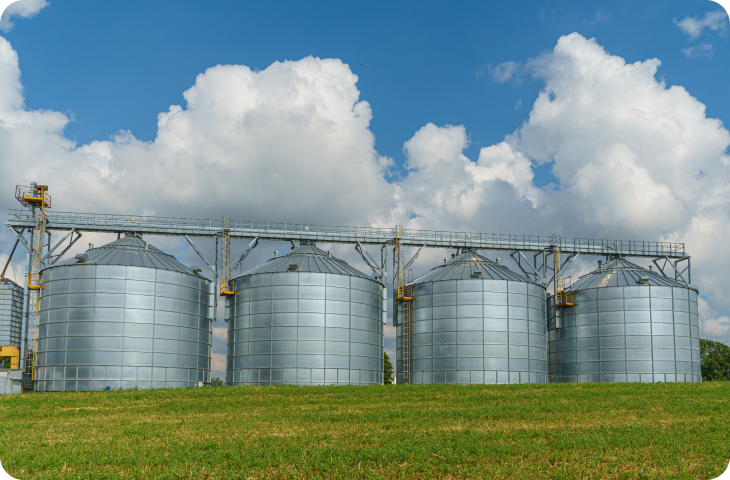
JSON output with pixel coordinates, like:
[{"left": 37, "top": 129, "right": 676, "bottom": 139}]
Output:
[
  {"left": 0, "top": 279, "right": 23, "bottom": 349},
  {"left": 396, "top": 251, "right": 548, "bottom": 385},
  {"left": 549, "top": 258, "right": 701, "bottom": 383},
  {"left": 55, "top": 235, "right": 202, "bottom": 275},
  {"left": 567, "top": 258, "right": 695, "bottom": 290},
  {"left": 410, "top": 251, "right": 533, "bottom": 283},
  {"left": 226, "top": 245, "right": 384, "bottom": 385},
  {"left": 241, "top": 244, "right": 375, "bottom": 279},
  {"left": 34, "top": 237, "right": 214, "bottom": 391}
]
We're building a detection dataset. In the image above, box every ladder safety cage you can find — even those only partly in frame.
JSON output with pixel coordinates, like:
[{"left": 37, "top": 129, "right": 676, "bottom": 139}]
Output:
[
  {"left": 220, "top": 218, "right": 235, "bottom": 297},
  {"left": 553, "top": 235, "right": 575, "bottom": 307},
  {"left": 394, "top": 226, "right": 415, "bottom": 384},
  {"left": 16, "top": 185, "right": 50, "bottom": 291}
]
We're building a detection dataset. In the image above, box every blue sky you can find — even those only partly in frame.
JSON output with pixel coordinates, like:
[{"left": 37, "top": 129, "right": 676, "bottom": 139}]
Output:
[
  {"left": 4, "top": 0, "right": 728, "bottom": 186},
  {"left": 1, "top": 0, "right": 729, "bottom": 375}
]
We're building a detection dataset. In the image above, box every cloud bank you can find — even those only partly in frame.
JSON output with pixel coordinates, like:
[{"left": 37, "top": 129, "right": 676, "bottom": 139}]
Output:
[
  {"left": 1, "top": 32, "right": 730, "bottom": 351},
  {"left": 0, "top": 0, "right": 48, "bottom": 32}
]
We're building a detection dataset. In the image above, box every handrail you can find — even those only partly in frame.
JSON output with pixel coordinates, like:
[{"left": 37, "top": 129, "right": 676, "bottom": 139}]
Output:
[{"left": 5, "top": 209, "right": 686, "bottom": 258}]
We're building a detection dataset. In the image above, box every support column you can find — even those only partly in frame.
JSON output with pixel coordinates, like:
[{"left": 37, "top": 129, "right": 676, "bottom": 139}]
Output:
[
  {"left": 20, "top": 227, "right": 33, "bottom": 370},
  {"left": 213, "top": 236, "right": 219, "bottom": 321},
  {"left": 381, "top": 244, "right": 388, "bottom": 325}
]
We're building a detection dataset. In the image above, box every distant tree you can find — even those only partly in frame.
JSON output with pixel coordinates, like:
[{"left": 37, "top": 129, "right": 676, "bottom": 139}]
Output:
[
  {"left": 210, "top": 377, "right": 225, "bottom": 387},
  {"left": 700, "top": 339, "right": 730, "bottom": 381},
  {"left": 1, "top": 358, "right": 10, "bottom": 369},
  {"left": 384, "top": 352, "right": 394, "bottom": 384}
]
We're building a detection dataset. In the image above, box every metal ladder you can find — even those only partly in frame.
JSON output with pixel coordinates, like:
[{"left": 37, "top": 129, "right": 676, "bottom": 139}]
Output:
[
  {"left": 395, "top": 226, "right": 414, "bottom": 384},
  {"left": 553, "top": 235, "right": 574, "bottom": 307},
  {"left": 220, "top": 218, "right": 234, "bottom": 296}
]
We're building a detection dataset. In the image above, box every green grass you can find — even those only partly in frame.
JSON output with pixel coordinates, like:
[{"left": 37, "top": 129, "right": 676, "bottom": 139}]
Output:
[{"left": 1, "top": 382, "right": 729, "bottom": 479}]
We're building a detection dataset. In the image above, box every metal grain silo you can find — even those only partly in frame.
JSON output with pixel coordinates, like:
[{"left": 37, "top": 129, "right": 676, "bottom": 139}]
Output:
[
  {"left": 548, "top": 257, "right": 701, "bottom": 383},
  {"left": 34, "top": 235, "right": 213, "bottom": 391},
  {"left": 225, "top": 242, "right": 384, "bottom": 386},
  {"left": 396, "top": 250, "right": 548, "bottom": 385},
  {"left": 0, "top": 278, "right": 24, "bottom": 368}
]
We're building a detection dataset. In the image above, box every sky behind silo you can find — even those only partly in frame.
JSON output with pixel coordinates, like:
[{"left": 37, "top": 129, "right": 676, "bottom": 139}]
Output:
[{"left": 0, "top": 0, "right": 728, "bottom": 377}]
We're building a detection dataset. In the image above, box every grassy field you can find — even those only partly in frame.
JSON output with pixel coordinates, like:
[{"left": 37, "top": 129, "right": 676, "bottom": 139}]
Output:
[{"left": 1, "top": 383, "right": 729, "bottom": 479}]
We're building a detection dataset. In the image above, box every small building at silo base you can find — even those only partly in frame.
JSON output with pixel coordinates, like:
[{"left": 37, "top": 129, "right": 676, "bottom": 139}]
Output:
[{"left": 548, "top": 257, "right": 701, "bottom": 383}]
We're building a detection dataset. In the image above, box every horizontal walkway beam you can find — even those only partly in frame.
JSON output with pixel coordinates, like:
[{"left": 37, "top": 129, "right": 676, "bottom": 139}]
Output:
[{"left": 5, "top": 209, "right": 687, "bottom": 258}]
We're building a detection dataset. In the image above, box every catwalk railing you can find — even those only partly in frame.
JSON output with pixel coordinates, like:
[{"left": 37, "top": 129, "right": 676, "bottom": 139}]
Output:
[{"left": 6, "top": 209, "right": 687, "bottom": 258}]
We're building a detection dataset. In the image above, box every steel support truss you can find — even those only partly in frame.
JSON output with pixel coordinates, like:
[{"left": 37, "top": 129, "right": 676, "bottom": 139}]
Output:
[{"left": 652, "top": 256, "right": 691, "bottom": 285}]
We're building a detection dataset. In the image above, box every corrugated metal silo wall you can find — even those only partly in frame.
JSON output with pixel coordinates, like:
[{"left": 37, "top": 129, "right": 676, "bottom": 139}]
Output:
[
  {"left": 547, "top": 285, "right": 701, "bottom": 383},
  {"left": 225, "top": 272, "right": 384, "bottom": 385},
  {"left": 0, "top": 281, "right": 23, "bottom": 349},
  {"left": 34, "top": 265, "right": 213, "bottom": 391},
  {"left": 396, "top": 279, "right": 548, "bottom": 384}
]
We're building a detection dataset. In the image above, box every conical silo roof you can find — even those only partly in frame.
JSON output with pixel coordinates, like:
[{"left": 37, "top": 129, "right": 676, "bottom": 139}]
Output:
[
  {"left": 410, "top": 250, "right": 533, "bottom": 284},
  {"left": 567, "top": 257, "right": 693, "bottom": 291},
  {"left": 0, "top": 277, "right": 20, "bottom": 287},
  {"left": 53, "top": 234, "right": 201, "bottom": 276},
  {"left": 239, "top": 242, "right": 373, "bottom": 279}
]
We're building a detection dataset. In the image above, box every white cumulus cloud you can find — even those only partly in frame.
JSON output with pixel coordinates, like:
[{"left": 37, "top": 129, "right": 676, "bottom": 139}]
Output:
[
  {"left": 682, "top": 43, "right": 715, "bottom": 58},
  {"left": 483, "top": 60, "right": 522, "bottom": 84},
  {"left": 674, "top": 9, "right": 728, "bottom": 39},
  {"left": 0, "top": 37, "right": 396, "bottom": 228},
  {"left": 399, "top": 33, "right": 730, "bottom": 312},
  {"left": 0, "top": 0, "right": 48, "bottom": 32}
]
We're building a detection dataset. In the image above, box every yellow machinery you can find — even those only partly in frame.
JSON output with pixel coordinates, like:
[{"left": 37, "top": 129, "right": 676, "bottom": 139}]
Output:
[
  {"left": 15, "top": 184, "right": 50, "bottom": 291},
  {"left": 220, "top": 218, "right": 235, "bottom": 296},
  {"left": 0, "top": 346, "right": 20, "bottom": 369},
  {"left": 394, "top": 226, "right": 414, "bottom": 384},
  {"left": 14, "top": 184, "right": 51, "bottom": 386},
  {"left": 553, "top": 235, "right": 575, "bottom": 307}
]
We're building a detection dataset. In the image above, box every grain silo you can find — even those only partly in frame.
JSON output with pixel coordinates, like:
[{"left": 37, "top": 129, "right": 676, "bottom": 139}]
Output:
[
  {"left": 396, "top": 250, "right": 548, "bottom": 385},
  {"left": 225, "top": 241, "right": 384, "bottom": 386},
  {"left": 548, "top": 257, "right": 701, "bottom": 383},
  {"left": 0, "top": 278, "right": 24, "bottom": 368},
  {"left": 34, "top": 235, "right": 214, "bottom": 391}
]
